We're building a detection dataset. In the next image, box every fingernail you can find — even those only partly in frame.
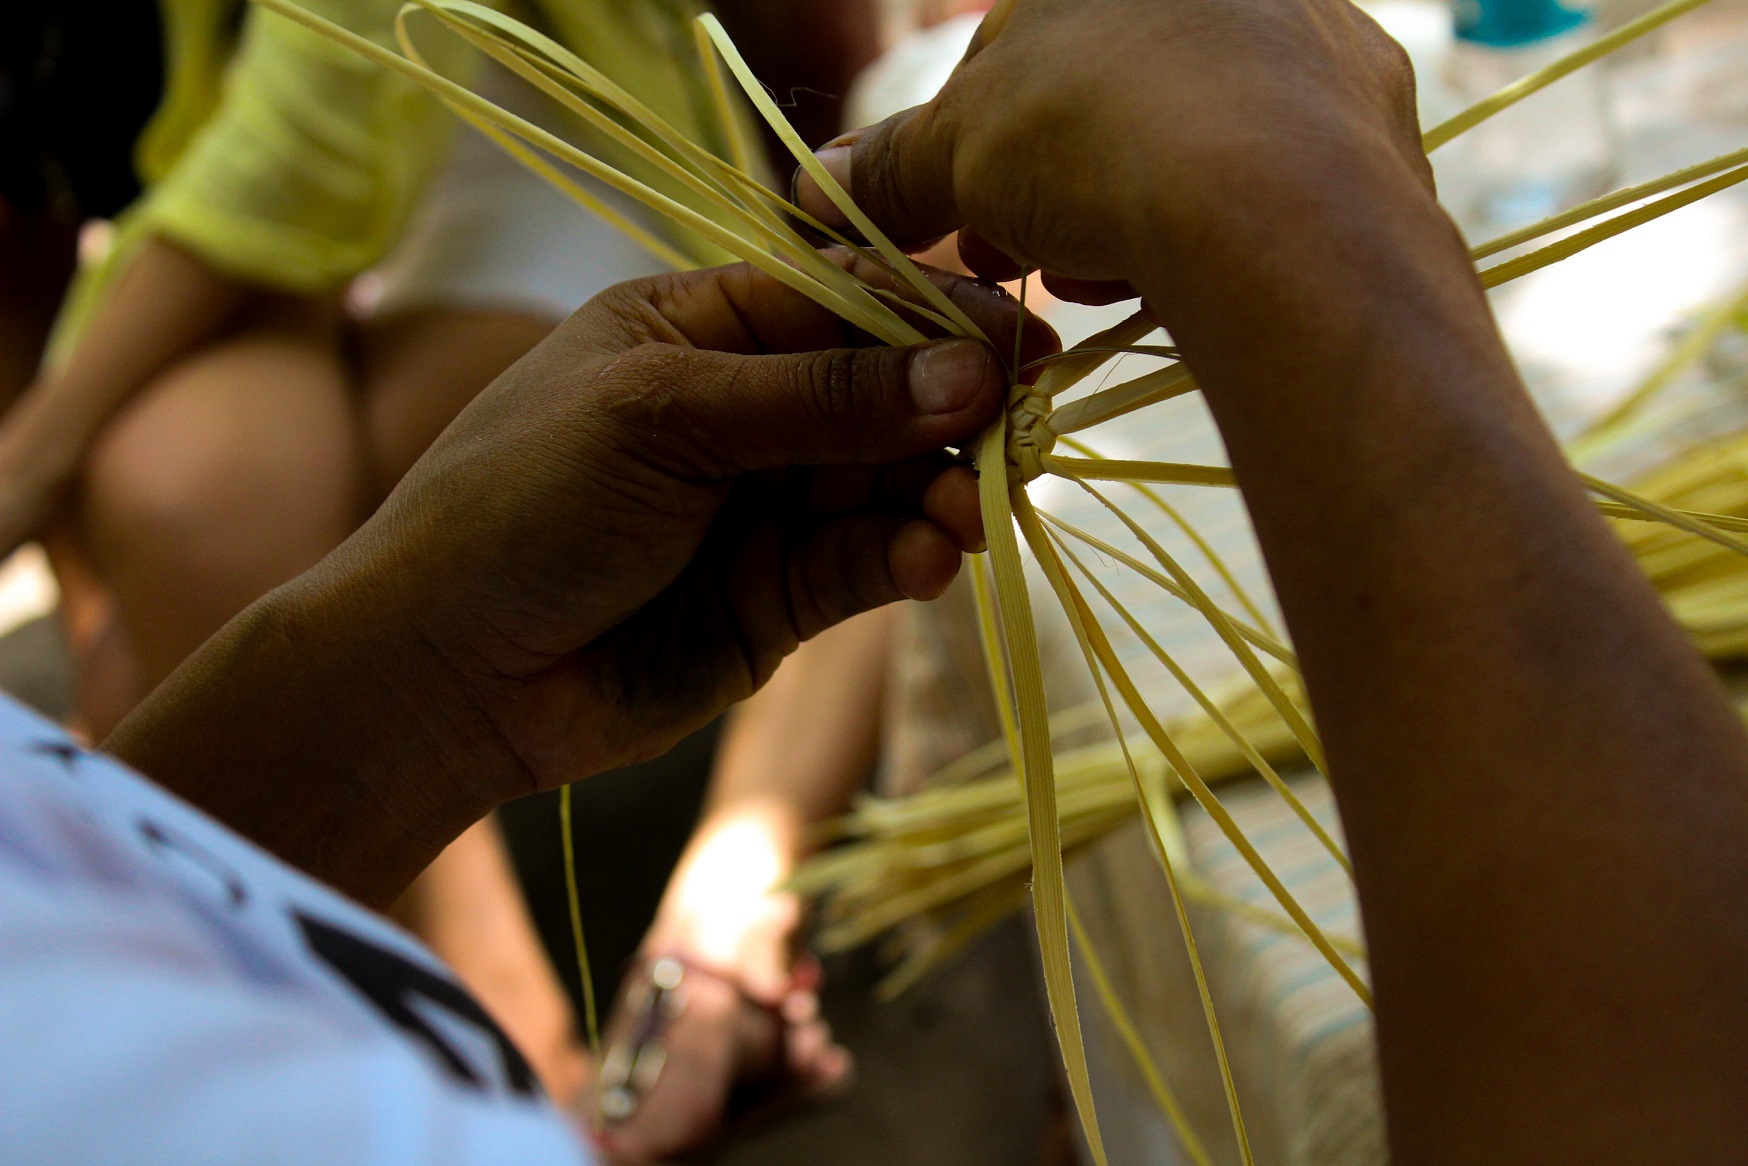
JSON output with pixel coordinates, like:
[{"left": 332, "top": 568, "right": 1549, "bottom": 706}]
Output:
[
  {"left": 909, "top": 340, "right": 993, "bottom": 415},
  {"left": 795, "top": 146, "right": 854, "bottom": 225},
  {"left": 815, "top": 146, "right": 852, "bottom": 192}
]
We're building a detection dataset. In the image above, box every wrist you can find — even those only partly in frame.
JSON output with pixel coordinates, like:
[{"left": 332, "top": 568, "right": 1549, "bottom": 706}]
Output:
[
  {"left": 284, "top": 550, "right": 540, "bottom": 811},
  {"left": 107, "top": 558, "right": 520, "bottom": 907},
  {"left": 1135, "top": 139, "right": 1486, "bottom": 399}
]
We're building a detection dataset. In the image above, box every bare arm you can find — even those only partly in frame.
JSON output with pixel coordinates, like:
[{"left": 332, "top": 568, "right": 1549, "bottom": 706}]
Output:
[
  {"left": 651, "top": 606, "right": 892, "bottom": 986},
  {"left": 803, "top": 0, "right": 1748, "bottom": 1159}
]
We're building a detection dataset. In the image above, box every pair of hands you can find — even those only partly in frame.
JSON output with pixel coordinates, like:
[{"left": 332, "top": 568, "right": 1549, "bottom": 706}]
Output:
[
  {"left": 116, "top": 0, "right": 1461, "bottom": 1152},
  {"left": 557, "top": 2, "right": 1449, "bottom": 1158},
  {"left": 327, "top": 0, "right": 1438, "bottom": 847}
]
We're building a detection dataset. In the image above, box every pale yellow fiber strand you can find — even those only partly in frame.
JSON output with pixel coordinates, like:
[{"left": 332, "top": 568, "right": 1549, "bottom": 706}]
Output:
[
  {"left": 1423, "top": 0, "right": 1720, "bottom": 150},
  {"left": 695, "top": 15, "right": 989, "bottom": 345},
  {"left": 1047, "top": 527, "right": 1352, "bottom": 878},
  {"left": 1147, "top": 786, "right": 1368, "bottom": 958},
  {"left": 1027, "top": 345, "right": 1182, "bottom": 369},
  {"left": 1479, "top": 164, "right": 1748, "bottom": 289},
  {"left": 970, "top": 553, "right": 1025, "bottom": 770},
  {"left": 974, "top": 422, "right": 1109, "bottom": 1165},
  {"left": 1047, "top": 453, "right": 1748, "bottom": 549},
  {"left": 1471, "top": 146, "right": 1748, "bottom": 261},
  {"left": 1040, "top": 511, "right": 1299, "bottom": 668},
  {"left": 1067, "top": 895, "right": 1219, "bottom": 1166},
  {"left": 401, "top": 0, "right": 951, "bottom": 349},
  {"left": 1072, "top": 476, "right": 1328, "bottom": 775},
  {"left": 426, "top": 12, "right": 934, "bottom": 342},
  {"left": 1058, "top": 435, "right": 1277, "bottom": 635},
  {"left": 1017, "top": 495, "right": 1369, "bottom": 1003},
  {"left": 1049, "top": 363, "right": 1199, "bottom": 436},
  {"left": 1048, "top": 457, "right": 1238, "bottom": 488},
  {"left": 691, "top": 18, "right": 758, "bottom": 178},
  {"left": 391, "top": 8, "right": 689, "bottom": 267},
  {"left": 558, "top": 785, "right": 600, "bottom": 1055},
  {"left": 260, "top": 0, "right": 926, "bottom": 346},
  {"left": 929, "top": 700, "right": 1114, "bottom": 788},
  {"left": 1036, "top": 311, "right": 1160, "bottom": 399},
  {"left": 1572, "top": 283, "right": 1748, "bottom": 449},
  {"left": 1597, "top": 503, "right": 1748, "bottom": 533},
  {"left": 1582, "top": 472, "right": 1748, "bottom": 556},
  {"left": 1018, "top": 494, "right": 1254, "bottom": 1163}
]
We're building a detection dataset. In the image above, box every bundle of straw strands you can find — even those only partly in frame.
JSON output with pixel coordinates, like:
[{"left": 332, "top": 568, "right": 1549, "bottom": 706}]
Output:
[{"left": 247, "top": 0, "right": 1748, "bottom": 1158}]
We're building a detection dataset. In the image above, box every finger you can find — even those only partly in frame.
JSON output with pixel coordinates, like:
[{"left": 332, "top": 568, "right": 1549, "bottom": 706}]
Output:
[
  {"left": 888, "top": 519, "right": 963, "bottom": 602},
  {"left": 958, "top": 229, "right": 1025, "bottom": 283},
  {"left": 923, "top": 464, "right": 984, "bottom": 554},
  {"left": 784, "top": 1016, "right": 853, "bottom": 1097},
  {"left": 608, "top": 338, "right": 1007, "bottom": 480},
  {"left": 803, "top": 455, "right": 967, "bottom": 519},
  {"left": 1040, "top": 272, "right": 1141, "bottom": 306},
  {"left": 963, "top": 0, "right": 1019, "bottom": 57},
  {"left": 763, "top": 511, "right": 966, "bottom": 645},
  {"left": 794, "top": 103, "right": 965, "bottom": 247},
  {"left": 606, "top": 251, "right": 1051, "bottom": 362}
]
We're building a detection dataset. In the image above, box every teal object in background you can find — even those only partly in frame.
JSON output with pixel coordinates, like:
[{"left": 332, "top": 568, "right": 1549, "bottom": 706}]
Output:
[{"left": 1454, "top": 0, "right": 1591, "bottom": 47}]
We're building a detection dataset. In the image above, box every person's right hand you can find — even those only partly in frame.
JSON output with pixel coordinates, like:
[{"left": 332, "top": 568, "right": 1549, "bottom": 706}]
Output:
[
  {"left": 588, "top": 845, "right": 842, "bottom": 1163},
  {"left": 797, "top": 0, "right": 1437, "bottom": 303},
  {"left": 586, "top": 946, "right": 847, "bottom": 1163}
]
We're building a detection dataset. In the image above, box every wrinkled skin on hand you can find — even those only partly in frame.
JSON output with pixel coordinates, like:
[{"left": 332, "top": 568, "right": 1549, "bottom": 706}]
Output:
[
  {"left": 802, "top": 0, "right": 1433, "bottom": 302},
  {"left": 342, "top": 253, "right": 1057, "bottom": 794}
]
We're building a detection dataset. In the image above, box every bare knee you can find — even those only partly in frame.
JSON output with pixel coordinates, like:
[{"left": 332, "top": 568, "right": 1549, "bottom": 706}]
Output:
[{"left": 78, "top": 324, "right": 365, "bottom": 676}]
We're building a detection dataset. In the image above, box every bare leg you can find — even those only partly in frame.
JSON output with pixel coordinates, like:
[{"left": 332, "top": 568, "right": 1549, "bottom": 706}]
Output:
[
  {"left": 391, "top": 817, "right": 587, "bottom": 1102},
  {"left": 65, "top": 303, "right": 554, "bottom": 729},
  {"left": 72, "top": 299, "right": 364, "bottom": 729}
]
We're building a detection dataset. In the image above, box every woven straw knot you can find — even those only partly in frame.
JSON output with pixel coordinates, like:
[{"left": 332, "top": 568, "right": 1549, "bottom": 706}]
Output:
[{"left": 1005, "top": 385, "right": 1055, "bottom": 483}]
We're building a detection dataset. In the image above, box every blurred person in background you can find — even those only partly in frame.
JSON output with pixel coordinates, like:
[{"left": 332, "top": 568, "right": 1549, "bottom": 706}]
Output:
[{"left": 0, "top": 0, "right": 875, "bottom": 1106}]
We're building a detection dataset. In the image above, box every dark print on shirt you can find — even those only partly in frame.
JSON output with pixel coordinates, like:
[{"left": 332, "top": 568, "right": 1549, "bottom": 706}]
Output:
[{"left": 297, "top": 912, "right": 540, "bottom": 1098}]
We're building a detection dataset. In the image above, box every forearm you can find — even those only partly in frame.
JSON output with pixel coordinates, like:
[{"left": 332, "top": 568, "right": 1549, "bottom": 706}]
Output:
[
  {"left": 103, "top": 559, "right": 516, "bottom": 910},
  {"left": 1139, "top": 152, "right": 1748, "bottom": 1158}
]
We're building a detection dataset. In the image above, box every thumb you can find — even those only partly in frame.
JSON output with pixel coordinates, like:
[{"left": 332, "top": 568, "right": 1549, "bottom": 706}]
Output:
[
  {"left": 613, "top": 337, "right": 1007, "bottom": 478},
  {"left": 796, "top": 105, "right": 966, "bottom": 249},
  {"left": 792, "top": 0, "right": 1018, "bottom": 247}
]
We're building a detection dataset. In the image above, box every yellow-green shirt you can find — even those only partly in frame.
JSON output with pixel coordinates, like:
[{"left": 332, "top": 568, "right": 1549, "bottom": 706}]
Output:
[{"left": 54, "top": 0, "right": 743, "bottom": 360}]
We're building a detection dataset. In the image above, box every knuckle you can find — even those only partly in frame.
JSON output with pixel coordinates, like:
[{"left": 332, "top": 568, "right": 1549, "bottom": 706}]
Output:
[
  {"left": 860, "top": 107, "right": 957, "bottom": 237},
  {"left": 574, "top": 275, "right": 694, "bottom": 351},
  {"left": 802, "top": 348, "right": 867, "bottom": 429},
  {"left": 590, "top": 345, "right": 716, "bottom": 467}
]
